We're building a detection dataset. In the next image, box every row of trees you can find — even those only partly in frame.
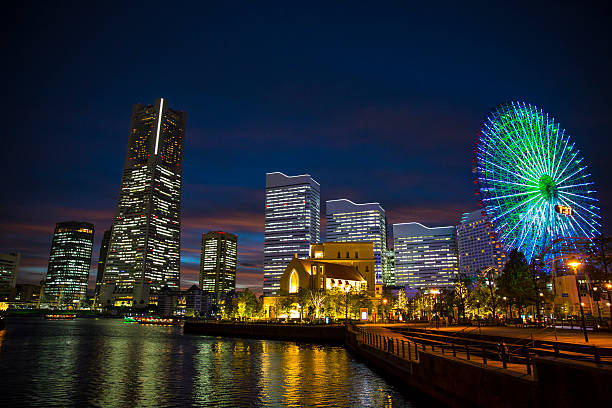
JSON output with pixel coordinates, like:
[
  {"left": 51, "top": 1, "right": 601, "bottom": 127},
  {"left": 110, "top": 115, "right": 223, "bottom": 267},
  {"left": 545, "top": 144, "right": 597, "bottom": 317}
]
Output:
[
  {"left": 273, "top": 287, "right": 373, "bottom": 321},
  {"left": 397, "top": 243, "right": 612, "bottom": 323}
]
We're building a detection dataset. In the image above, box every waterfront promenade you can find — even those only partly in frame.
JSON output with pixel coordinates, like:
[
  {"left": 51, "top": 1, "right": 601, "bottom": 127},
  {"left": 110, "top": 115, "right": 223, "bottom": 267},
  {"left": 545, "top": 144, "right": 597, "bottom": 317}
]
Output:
[
  {"left": 348, "top": 323, "right": 612, "bottom": 407},
  {"left": 362, "top": 322, "right": 612, "bottom": 347}
]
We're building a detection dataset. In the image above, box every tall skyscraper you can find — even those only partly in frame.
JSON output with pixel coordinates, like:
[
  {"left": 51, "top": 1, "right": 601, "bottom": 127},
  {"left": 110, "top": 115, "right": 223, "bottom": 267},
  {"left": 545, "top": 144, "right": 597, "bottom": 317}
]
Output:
[
  {"left": 94, "top": 229, "right": 111, "bottom": 300},
  {"left": 457, "top": 210, "right": 507, "bottom": 278},
  {"left": 326, "top": 199, "right": 386, "bottom": 283},
  {"left": 44, "top": 222, "right": 94, "bottom": 308},
  {"left": 103, "top": 98, "right": 186, "bottom": 307},
  {"left": 393, "top": 222, "right": 458, "bottom": 290},
  {"left": 0, "top": 253, "right": 20, "bottom": 301},
  {"left": 382, "top": 249, "right": 395, "bottom": 286},
  {"left": 200, "top": 231, "right": 237, "bottom": 300},
  {"left": 264, "top": 172, "right": 320, "bottom": 296}
]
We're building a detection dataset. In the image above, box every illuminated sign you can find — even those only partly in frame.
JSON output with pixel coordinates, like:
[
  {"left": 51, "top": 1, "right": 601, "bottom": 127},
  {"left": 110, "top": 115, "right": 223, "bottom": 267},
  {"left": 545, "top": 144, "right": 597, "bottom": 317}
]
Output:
[
  {"left": 554, "top": 205, "right": 573, "bottom": 215},
  {"left": 360, "top": 308, "right": 368, "bottom": 321}
]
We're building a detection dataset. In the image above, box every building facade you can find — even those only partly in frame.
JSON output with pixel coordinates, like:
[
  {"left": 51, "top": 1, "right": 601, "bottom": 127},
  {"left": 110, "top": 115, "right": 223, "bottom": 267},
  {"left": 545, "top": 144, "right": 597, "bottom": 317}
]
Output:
[
  {"left": 0, "top": 253, "right": 20, "bottom": 301},
  {"left": 44, "top": 222, "right": 94, "bottom": 308},
  {"left": 326, "top": 199, "right": 386, "bottom": 283},
  {"left": 382, "top": 249, "right": 395, "bottom": 286},
  {"left": 94, "top": 229, "right": 111, "bottom": 300},
  {"left": 102, "top": 98, "right": 186, "bottom": 307},
  {"left": 263, "top": 242, "right": 376, "bottom": 318},
  {"left": 457, "top": 210, "right": 507, "bottom": 278},
  {"left": 309, "top": 241, "right": 376, "bottom": 293},
  {"left": 199, "top": 231, "right": 237, "bottom": 300},
  {"left": 263, "top": 172, "right": 320, "bottom": 296},
  {"left": 393, "top": 222, "right": 458, "bottom": 290}
]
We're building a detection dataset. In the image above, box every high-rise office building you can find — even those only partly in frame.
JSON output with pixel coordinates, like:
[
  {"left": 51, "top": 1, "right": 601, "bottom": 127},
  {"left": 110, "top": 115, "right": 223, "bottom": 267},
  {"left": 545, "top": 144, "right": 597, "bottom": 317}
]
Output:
[
  {"left": 393, "top": 222, "right": 458, "bottom": 290},
  {"left": 44, "top": 222, "right": 94, "bottom": 308},
  {"left": 94, "top": 229, "right": 111, "bottom": 300},
  {"left": 382, "top": 249, "right": 395, "bottom": 286},
  {"left": 103, "top": 98, "right": 186, "bottom": 307},
  {"left": 264, "top": 172, "right": 320, "bottom": 296},
  {"left": 0, "top": 253, "right": 20, "bottom": 301},
  {"left": 200, "top": 231, "right": 237, "bottom": 300},
  {"left": 326, "top": 199, "right": 386, "bottom": 283},
  {"left": 457, "top": 210, "right": 507, "bottom": 278}
]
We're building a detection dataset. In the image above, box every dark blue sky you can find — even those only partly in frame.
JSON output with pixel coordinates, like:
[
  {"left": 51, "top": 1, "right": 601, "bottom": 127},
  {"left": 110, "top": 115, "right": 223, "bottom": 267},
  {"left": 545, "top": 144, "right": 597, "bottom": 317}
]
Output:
[{"left": 2, "top": 1, "right": 611, "bottom": 290}]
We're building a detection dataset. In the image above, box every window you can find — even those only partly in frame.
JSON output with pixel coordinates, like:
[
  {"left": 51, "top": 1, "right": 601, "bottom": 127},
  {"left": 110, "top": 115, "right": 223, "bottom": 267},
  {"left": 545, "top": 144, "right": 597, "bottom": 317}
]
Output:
[
  {"left": 337, "top": 252, "right": 341, "bottom": 258},
  {"left": 346, "top": 252, "right": 350, "bottom": 259},
  {"left": 355, "top": 252, "right": 358, "bottom": 259},
  {"left": 289, "top": 270, "right": 299, "bottom": 293},
  {"left": 365, "top": 266, "right": 369, "bottom": 273}
]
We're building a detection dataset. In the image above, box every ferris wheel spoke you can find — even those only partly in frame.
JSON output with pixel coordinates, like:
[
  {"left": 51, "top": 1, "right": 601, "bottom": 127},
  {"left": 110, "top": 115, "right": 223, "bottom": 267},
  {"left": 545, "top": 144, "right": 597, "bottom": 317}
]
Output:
[
  {"left": 490, "top": 193, "right": 540, "bottom": 223},
  {"left": 478, "top": 157, "right": 536, "bottom": 184},
  {"left": 557, "top": 182, "right": 594, "bottom": 190},
  {"left": 558, "top": 190, "right": 598, "bottom": 202},
  {"left": 483, "top": 125, "right": 542, "bottom": 180},
  {"left": 557, "top": 193, "right": 602, "bottom": 219},
  {"left": 507, "top": 114, "right": 547, "bottom": 177},
  {"left": 478, "top": 177, "right": 538, "bottom": 189},
  {"left": 551, "top": 134, "right": 571, "bottom": 180},
  {"left": 499, "top": 196, "right": 543, "bottom": 243},
  {"left": 555, "top": 159, "right": 584, "bottom": 186},
  {"left": 557, "top": 196, "right": 601, "bottom": 235}
]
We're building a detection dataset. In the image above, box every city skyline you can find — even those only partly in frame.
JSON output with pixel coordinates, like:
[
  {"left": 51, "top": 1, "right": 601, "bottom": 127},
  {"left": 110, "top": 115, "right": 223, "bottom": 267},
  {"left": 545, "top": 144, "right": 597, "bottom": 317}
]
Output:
[{"left": 3, "top": 3, "right": 611, "bottom": 293}]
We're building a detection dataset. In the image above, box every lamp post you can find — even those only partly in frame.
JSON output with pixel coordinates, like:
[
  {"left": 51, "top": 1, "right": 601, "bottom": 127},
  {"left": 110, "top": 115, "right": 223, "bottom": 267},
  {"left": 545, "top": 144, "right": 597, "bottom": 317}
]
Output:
[
  {"left": 568, "top": 258, "right": 588, "bottom": 342},
  {"left": 382, "top": 298, "right": 388, "bottom": 322}
]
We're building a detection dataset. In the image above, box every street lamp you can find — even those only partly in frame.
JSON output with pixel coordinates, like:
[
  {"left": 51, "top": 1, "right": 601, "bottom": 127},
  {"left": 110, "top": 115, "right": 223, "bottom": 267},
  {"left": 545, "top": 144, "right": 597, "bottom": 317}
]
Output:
[
  {"left": 382, "top": 298, "right": 388, "bottom": 322},
  {"left": 567, "top": 257, "right": 588, "bottom": 342}
]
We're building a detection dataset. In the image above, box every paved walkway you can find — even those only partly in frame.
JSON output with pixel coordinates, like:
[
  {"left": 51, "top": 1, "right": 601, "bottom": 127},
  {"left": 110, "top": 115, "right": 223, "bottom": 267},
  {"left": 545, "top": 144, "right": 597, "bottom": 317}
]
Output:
[
  {"left": 377, "top": 323, "right": 612, "bottom": 348},
  {"left": 355, "top": 324, "right": 532, "bottom": 376}
]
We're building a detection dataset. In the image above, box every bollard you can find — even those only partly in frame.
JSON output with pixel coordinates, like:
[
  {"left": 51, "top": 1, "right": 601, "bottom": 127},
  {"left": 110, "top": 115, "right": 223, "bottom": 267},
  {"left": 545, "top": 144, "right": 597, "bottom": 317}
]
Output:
[
  {"left": 554, "top": 343, "right": 559, "bottom": 358},
  {"left": 422, "top": 343, "right": 426, "bottom": 351},
  {"left": 452, "top": 344, "right": 456, "bottom": 357},
  {"left": 500, "top": 343, "right": 507, "bottom": 369},
  {"left": 594, "top": 347, "right": 601, "bottom": 366},
  {"left": 408, "top": 342, "right": 411, "bottom": 360},
  {"left": 482, "top": 345, "right": 487, "bottom": 364},
  {"left": 525, "top": 350, "right": 531, "bottom": 375},
  {"left": 466, "top": 345, "right": 470, "bottom": 360},
  {"left": 441, "top": 345, "right": 445, "bottom": 355},
  {"left": 402, "top": 340, "right": 405, "bottom": 358}
]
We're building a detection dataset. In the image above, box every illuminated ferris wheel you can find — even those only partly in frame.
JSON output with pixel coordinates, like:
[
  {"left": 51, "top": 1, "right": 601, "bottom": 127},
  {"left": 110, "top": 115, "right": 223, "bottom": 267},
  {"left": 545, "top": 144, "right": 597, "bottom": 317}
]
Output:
[{"left": 474, "top": 101, "right": 601, "bottom": 261}]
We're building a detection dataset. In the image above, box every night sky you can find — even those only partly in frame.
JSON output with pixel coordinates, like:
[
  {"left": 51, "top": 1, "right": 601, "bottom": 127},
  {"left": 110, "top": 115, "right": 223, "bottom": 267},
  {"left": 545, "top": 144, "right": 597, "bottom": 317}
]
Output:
[{"left": 3, "top": 2, "right": 611, "bottom": 292}]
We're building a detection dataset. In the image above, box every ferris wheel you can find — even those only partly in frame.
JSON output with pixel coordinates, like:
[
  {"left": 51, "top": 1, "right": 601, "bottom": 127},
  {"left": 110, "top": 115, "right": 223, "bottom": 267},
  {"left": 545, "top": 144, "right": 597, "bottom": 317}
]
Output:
[{"left": 474, "top": 101, "right": 601, "bottom": 261}]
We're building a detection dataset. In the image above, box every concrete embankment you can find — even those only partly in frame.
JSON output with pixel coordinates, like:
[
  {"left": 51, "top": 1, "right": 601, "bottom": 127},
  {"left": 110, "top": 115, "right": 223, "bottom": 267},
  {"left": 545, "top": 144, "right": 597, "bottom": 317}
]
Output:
[
  {"left": 184, "top": 321, "right": 345, "bottom": 344},
  {"left": 344, "top": 327, "right": 612, "bottom": 408}
]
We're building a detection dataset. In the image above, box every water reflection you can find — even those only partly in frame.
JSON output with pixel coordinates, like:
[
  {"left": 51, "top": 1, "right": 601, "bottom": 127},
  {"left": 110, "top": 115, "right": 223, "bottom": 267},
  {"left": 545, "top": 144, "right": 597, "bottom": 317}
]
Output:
[{"left": 0, "top": 319, "right": 416, "bottom": 407}]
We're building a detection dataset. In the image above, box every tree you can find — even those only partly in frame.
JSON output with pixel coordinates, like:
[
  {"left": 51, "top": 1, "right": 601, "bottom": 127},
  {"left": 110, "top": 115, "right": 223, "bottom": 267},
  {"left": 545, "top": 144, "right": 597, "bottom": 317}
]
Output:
[
  {"left": 451, "top": 273, "right": 472, "bottom": 322},
  {"left": 497, "top": 249, "right": 532, "bottom": 318},
  {"left": 395, "top": 289, "right": 408, "bottom": 319},
  {"left": 307, "top": 288, "right": 327, "bottom": 319}
]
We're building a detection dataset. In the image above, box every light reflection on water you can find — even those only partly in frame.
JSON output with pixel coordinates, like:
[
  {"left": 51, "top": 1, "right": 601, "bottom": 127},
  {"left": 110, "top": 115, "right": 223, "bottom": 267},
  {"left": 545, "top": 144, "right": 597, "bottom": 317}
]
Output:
[{"left": 0, "top": 318, "right": 418, "bottom": 407}]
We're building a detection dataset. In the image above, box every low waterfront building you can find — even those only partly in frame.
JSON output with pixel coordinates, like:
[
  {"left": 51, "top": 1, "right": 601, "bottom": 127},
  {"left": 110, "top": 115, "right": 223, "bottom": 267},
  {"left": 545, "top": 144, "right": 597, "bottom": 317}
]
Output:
[
  {"left": 263, "top": 242, "right": 380, "bottom": 318},
  {"left": 185, "top": 284, "right": 203, "bottom": 315},
  {"left": 0, "top": 253, "right": 20, "bottom": 301}
]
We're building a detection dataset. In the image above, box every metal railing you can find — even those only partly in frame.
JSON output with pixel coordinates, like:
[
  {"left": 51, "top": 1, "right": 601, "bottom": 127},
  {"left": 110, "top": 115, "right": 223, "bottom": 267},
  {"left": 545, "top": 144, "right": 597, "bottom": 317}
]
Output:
[{"left": 351, "top": 326, "right": 610, "bottom": 374}]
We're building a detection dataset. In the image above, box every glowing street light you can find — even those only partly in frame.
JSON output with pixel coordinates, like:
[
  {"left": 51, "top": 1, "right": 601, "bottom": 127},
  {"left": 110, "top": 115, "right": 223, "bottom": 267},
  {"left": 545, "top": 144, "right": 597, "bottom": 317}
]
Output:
[{"left": 567, "top": 257, "right": 588, "bottom": 342}]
